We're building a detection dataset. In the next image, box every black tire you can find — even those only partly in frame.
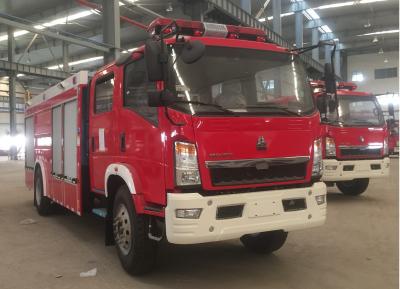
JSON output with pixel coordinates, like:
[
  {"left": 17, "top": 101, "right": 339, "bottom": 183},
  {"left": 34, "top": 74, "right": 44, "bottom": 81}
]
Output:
[
  {"left": 113, "top": 185, "right": 157, "bottom": 275},
  {"left": 34, "top": 168, "right": 52, "bottom": 216},
  {"left": 336, "top": 178, "right": 369, "bottom": 196},
  {"left": 240, "top": 230, "right": 288, "bottom": 254}
]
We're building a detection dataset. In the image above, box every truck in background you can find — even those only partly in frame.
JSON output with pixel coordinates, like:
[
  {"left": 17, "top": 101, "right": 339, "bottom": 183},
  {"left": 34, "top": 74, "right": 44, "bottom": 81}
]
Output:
[
  {"left": 25, "top": 18, "right": 327, "bottom": 275},
  {"left": 311, "top": 80, "right": 390, "bottom": 196},
  {"left": 384, "top": 103, "right": 399, "bottom": 155}
]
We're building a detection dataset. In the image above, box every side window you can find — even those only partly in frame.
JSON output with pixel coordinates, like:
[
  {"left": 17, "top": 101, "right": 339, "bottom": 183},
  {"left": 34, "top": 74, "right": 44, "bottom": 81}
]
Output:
[
  {"left": 124, "top": 58, "right": 158, "bottom": 125},
  {"left": 95, "top": 73, "right": 114, "bottom": 114}
]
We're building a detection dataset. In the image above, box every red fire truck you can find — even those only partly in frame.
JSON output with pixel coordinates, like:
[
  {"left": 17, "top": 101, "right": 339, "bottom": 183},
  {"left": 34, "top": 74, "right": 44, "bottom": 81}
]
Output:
[
  {"left": 311, "top": 80, "right": 390, "bottom": 196},
  {"left": 25, "top": 18, "right": 327, "bottom": 274}
]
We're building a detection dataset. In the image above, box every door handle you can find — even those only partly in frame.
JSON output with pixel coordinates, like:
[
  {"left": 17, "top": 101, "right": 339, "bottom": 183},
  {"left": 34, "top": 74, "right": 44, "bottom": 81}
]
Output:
[
  {"left": 120, "top": 132, "right": 126, "bottom": 152},
  {"left": 91, "top": 136, "right": 95, "bottom": 152}
]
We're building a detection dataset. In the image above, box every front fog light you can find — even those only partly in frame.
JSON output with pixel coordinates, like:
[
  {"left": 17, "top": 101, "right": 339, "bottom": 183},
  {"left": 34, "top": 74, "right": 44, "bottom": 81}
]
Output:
[
  {"left": 175, "top": 208, "right": 202, "bottom": 219},
  {"left": 325, "top": 165, "right": 338, "bottom": 170},
  {"left": 315, "top": 195, "right": 326, "bottom": 205}
]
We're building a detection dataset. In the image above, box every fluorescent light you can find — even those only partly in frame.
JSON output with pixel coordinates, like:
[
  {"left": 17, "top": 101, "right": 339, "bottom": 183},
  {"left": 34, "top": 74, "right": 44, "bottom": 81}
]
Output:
[
  {"left": 17, "top": 74, "right": 25, "bottom": 77},
  {"left": 0, "top": 9, "right": 95, "bottom": 42},
  {"left": 48, "top": 56, "right": 103, "bottom": 70},
  {"left": 360, "top": 0, "right": 387, "bottom": 3},
  {"left": 317, "top": 1, "right": 354, "bottom": 9},
  {"left": 316, "top": 0, "right": 387, "bottom": 10},
  {"left": 261, "top": 11, "right": 294, "bottom": 21},
  {"left": 303, "top": 11, "right": 312, "bottom": 20},
  {"left": 358, "top": 29, "right": 399, "bottom": 36},
  {"left": 304, "top": 8, "right": 320, "bottom": 20},
  {"left": 321, "top": 25, "right": 332, "bottom": 33}
]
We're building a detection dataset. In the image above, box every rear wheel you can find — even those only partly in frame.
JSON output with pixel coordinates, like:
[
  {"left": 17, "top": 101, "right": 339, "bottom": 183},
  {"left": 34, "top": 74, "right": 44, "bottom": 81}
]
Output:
[
  {"left": 240, "top": 230, "right": 288, "bottom": 254},
  {"left": 113, "top": 185, "right": 157, "bottom": 275},
  {"left": 34, "top": 168, "right": 52, "bottom": 216},
  {"left": 337, "top": 178, "right": 369, "bottom": 196}
]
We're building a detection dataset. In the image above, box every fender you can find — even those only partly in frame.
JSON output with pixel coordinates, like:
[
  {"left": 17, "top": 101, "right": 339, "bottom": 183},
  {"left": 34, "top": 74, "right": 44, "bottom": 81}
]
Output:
[
  {"left": 105, "top": 163, "right": 137, "bottom": 197},
  {"left": 34, "top": 159, "right": 48, "bottom": 197}
]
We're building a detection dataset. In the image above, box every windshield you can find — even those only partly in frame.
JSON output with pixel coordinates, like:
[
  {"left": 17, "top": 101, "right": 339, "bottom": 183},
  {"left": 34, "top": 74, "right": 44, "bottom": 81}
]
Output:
[
  {"left": 328, "top": 95, "right": 385, "bottom": 126},
  {"left": 167, "top": 45, "right": 314, "bottom": 116}
]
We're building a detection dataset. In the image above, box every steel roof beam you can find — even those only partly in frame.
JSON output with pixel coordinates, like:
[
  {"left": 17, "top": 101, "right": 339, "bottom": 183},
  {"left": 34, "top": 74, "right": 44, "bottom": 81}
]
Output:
[
  {"left": 0, "top": 59, "right": 70, "bottom": 79},
  {"left": 0, "top": 12, "right": 111, "bottom": 53}
]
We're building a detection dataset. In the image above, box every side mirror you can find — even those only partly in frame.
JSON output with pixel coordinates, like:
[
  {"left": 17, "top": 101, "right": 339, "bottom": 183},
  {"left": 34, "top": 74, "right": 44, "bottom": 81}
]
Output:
[
  {"left": 388, "top": 103, "right": 395, "bottom": 117},
  {"left": 145, "top": 39, "right": 163, "bottom": 81},
  {"left": 316, "top": 95, "right": 327, "bottom": 114},
  {"left": 324, "top": 63, "right": 336, "bottom": 94},
  {"left": 181, "top": 40, "right": 205, "bottom": 64}
]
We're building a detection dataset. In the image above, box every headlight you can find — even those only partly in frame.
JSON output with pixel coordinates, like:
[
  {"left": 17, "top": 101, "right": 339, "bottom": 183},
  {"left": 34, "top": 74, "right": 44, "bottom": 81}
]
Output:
[
  {"left": 312, "top": 138, "right": 323, "bottom": 177},
  {"left": 325, "top": 137, "right": 336, "bottom": 157},
  {"left": 175, "top": 141, "right": 201, "bottom": 186},
  {"left": 383, "top": 137, "right": 389, "bottom": 156}
]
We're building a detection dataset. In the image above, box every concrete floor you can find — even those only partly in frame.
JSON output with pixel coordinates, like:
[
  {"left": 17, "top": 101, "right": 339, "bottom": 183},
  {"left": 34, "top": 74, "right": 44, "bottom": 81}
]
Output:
[{"left": 0, "top": 159, "right": 398, "bottom": 289}]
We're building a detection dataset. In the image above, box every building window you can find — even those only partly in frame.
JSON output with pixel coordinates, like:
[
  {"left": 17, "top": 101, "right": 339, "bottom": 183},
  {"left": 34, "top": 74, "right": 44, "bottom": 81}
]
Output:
[
  {"left": 351, "top": 71, "right": 364, "bottom": 82},
  {"left": 124, "top": 58, "right": 158, "bottom": 125},
  {"left": 95, "top": 73, "right": 114, "bottom": 114},
  {"left": 374, "top": 67, "right": 397, "bottom": 79}
]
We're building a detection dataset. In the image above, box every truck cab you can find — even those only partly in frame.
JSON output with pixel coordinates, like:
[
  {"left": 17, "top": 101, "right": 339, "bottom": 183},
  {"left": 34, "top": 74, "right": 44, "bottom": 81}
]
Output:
[
  {"left": 26, "top": 18, "right": 327, "bottom": 275},
  {"left": 311, "top": 80, "right": 390, "bottom": 195}
]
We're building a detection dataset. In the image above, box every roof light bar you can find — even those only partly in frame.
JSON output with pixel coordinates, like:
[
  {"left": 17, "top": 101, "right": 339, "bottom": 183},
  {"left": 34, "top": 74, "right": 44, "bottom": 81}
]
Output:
[{"left": 148, "top": 18, "right": 268, "bottom": 42}]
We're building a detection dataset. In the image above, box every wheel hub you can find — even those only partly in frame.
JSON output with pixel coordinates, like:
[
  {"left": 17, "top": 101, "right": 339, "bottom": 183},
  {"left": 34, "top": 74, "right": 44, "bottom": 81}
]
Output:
[{"left": 113, "top": 204, "right": 132, "bottom": 255}]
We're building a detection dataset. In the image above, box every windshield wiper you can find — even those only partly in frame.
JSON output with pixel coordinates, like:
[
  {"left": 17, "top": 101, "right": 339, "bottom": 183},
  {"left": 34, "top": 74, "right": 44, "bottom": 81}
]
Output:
[
  {"left": 169, "top": 100, "right": 238, "bottom": 115},
  {"left": 245, "top": 104, "right": 301, "bottom": 116}
]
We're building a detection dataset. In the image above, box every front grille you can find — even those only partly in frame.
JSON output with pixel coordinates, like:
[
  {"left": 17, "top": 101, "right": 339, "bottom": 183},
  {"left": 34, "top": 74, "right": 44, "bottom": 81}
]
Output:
[
  {"left": 208, "top": 158, "right": 308, "bottom": 186},
  {"left": 340, "top": 147, "right": 381, "bottom": 158}
]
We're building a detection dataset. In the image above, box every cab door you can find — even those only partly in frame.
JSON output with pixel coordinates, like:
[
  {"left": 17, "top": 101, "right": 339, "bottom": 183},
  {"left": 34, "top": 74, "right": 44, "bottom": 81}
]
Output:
[
  {"left": 89, "top": 68, "right": 119, "bottom": 193},
  {"left": 116, "top": 55, "right": 166, "bottom": 205}
]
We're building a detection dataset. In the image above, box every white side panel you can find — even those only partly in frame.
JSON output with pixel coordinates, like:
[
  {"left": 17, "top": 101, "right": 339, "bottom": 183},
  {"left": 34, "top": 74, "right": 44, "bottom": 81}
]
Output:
[
  {"left": 25, "top": 116, "right": 34, "bottom": 168},
  {"left": 52, "top": 106, "right": 63, "bottom": 175},
  {"left": 63, "top": 100, "right": 77, "bottom": 179}
]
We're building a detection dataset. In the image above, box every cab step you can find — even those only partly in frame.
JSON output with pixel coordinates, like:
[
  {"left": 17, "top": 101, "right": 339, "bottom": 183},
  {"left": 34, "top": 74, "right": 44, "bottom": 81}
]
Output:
[{"left": 92, "top": 208, "right": 107, "bottom": 218}]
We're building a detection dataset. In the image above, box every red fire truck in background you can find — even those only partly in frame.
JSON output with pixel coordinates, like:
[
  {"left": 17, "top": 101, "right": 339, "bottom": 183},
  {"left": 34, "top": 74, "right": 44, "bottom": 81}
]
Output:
[
  {"left": 311, "top": 80, "right": 390, "bottom": 196},
  {"left": 25, "top": 18, "right": 327, "bottom": 275},
  {"left": 385, "top": 103, "right": 399, "bottom": 155}
]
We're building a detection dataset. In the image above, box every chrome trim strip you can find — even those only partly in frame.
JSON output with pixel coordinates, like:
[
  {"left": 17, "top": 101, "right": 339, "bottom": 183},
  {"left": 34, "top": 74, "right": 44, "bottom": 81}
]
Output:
[
  {"left": 339, "top": 145, "right": 383, "bottom": 149},
  {"left": 205, "top": 156, "right": 310, "bottom": 169}
]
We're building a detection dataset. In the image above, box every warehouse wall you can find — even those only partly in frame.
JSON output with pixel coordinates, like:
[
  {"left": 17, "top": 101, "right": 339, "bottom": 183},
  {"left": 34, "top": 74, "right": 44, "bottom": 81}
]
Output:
[
  {"left": 347, "top": 51, "right": 399, "bottom": 95},
  {"left": 0, "top": 113, "right": 25, "bottom": 136}
]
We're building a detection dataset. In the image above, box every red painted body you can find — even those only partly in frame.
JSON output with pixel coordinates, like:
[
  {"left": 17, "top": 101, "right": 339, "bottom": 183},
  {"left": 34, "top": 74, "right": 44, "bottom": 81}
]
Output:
[
  {"left": 25, "top": 85, "right": 86, "bottom": 214},
  {"left": 25, "top": 19, "right": 321, "bottom": 220}
]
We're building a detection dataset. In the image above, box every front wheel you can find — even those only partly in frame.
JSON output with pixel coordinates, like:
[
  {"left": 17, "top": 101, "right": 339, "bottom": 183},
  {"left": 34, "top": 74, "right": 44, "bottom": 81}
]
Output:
[
  {"left": 336, "top": 178, "right": 369, "bottom": 196},
  {"left": 34, "top": 168, "right": 52, "bottom": 216},
  {"left": 113, "top": 185, "right": 157, "bottom": 275},
  {"left": 240, "top": 230, "right": 288, "bottom": 254}
]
